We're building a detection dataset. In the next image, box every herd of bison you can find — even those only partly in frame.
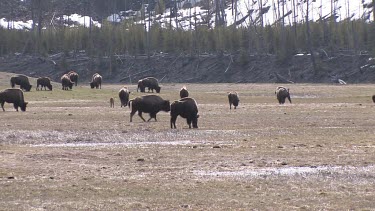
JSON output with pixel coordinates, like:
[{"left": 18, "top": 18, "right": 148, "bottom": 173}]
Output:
[{"left": 1, "top": 71, "right": 374, "bottom": 129}]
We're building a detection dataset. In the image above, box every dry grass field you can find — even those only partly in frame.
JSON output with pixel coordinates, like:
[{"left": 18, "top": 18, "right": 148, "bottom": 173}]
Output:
[{"left": 0, "top": 72, "right": 375, "bottom": 210}]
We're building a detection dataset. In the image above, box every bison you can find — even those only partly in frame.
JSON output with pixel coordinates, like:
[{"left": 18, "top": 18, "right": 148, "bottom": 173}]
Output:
[
  {"left": 275, "top": 86, "right": 291, "bottom": 104},
  {"left": 36, "top": 77, "right": 52, "bottom": 91},
  {"left": 67, "top": 70, "right": 79, "bottom": 86},
  {"left": 128, "top": 95, "right": 170, "bottom": 122},
  {"left": 10, "top": 74, "right": 32, "bottom": 92},
  {"left": 372, "top": 95, "right": 375, "bottom": 103},
  {"left": 170, "top": 97, "right": 199, "bottom": 129},
  {"left": 228, "top": 92, "right": 240, "bottom": 109},
  {"left": 110, "top": 97, "right": 114, "bottom": 108},
  {"left": 90, "top": 73, "right": 102, "bottom": 89},
  {"left": 0, "top": 88, "right": 28, "bottom": 112},
  {"left": 180, "top": 86, "right": 189, "bottom": 98},
  {"left": 61, "top": 74, "right": 74, "bottom": 90},
  {"left": 119, "top": 87, "right": 131, "bottom": 107},
  {"left": 137, "top": 77, "right": 161, "bottom": 93}
]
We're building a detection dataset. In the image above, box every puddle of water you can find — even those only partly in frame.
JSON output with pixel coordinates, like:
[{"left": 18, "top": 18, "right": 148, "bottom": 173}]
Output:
[
  {"left": 195, "top": 166, "right": 375, "bottom": 178},
  {"left": 32, "top": 140, "right": 192, "bottom": 148},
  {"left": 291, "top": 95, "right": 319, "bottom": 99}
]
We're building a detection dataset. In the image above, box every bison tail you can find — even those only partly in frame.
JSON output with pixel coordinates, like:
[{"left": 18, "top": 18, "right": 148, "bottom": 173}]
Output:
[{"left": 128, "top": 100, "right": 133, "bottom": 108}]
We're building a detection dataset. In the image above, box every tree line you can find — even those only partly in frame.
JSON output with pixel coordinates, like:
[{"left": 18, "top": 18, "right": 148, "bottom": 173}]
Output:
[{"left": 0, "top": 0, "right": 374, "bottom": 70}]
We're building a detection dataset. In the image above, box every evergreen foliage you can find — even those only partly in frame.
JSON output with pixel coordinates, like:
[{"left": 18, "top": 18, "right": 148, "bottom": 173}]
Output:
[{"left": 0, "top": 0, "right": 374, "bottom": 61}]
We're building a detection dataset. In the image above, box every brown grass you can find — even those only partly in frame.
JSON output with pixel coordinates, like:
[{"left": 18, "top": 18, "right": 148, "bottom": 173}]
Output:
[{"left": 1, "top": 73, "right": 375, "bottom": 210}]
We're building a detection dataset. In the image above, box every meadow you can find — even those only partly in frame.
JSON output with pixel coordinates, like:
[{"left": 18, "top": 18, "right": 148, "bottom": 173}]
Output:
[{"left": 0, "top": 72, "right": 375, "bottom": 210}]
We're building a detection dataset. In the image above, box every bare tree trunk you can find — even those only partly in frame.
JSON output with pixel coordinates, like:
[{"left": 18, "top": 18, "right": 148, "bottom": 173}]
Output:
[
  {"left": 147, "top": 0, "right": 151, "bottom": 58},
  {"left": 306, "top": 0, "right": 317, "bottom": 74},
  {"left": 292, "top": 0, "right": 297, "bottom": 36}
]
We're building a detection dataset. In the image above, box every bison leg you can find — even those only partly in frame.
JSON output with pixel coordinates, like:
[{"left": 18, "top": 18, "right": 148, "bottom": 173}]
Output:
[
  {"left": 138, "top": 111, "right": 146, "bottom": 122},
  {"left": 187, "top": 118, "right": 192, "bottom": 129},
  {"left": 1, "top": 102, "right": 5, "bottom": 111},
  {"left": 130, "top": 111, "right": 135, "bottom": 122},
  {"left": 147, "top": 113, "right": 157, "bottom": 122},
  {"left": 13, "top": 103, "right": 19, "bottom": 112},
  {"left": 171, "top": 116, "right": 177, "bottom": 129},
  {"left": 287, "top": 95, "right": 292, "bottom": 103},
  {"left": 229, "top": 103, "right": 232, "bottom": 110},
  {"left": 192, "top": 117, "right": 198, "bottom": 128}
]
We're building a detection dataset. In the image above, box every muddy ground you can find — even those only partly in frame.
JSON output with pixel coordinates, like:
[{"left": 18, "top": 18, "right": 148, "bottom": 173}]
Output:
[{"left": 0, "top": 74, "right": 375, "bottom": 210}]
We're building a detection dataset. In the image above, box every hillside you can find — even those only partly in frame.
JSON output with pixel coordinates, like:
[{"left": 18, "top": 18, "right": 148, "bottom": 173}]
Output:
[{"left": 0, "top": 52, "right": 374, "bottom": 85}]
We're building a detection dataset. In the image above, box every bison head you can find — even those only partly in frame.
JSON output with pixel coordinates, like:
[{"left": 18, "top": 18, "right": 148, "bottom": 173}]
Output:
[
  {"left": 25, "top": 85, "right": 32, "bottom": 92},
  {"left": 20, "top": 102, "right": 28, "bottom": 112},
  {"left": 47, "top": 84, "right": 52, "bottom": 91},
  {"left": 90, "top": 82, "right": 95, "bottom": 89},
  {"left": 162, "top": 100, "right": 171, "bottom": 112},
  {"left": 155, "top": 86, "right": 161, "bottom": 93}
]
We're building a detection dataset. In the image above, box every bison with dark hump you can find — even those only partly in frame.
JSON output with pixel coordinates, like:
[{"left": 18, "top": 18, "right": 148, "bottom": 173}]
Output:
[
  {"left": 128, "top": 95, "right": 170, "bottom": 122},
  {"left": 170, "top": 97, "right": 199, "bottom": 129},
  {"left": 90, "top": 73, "right": 102, "bottom": 89},
  {"left": 275, "top": 86, "right": 291, "bottom": 104},
  {"left": 61, "top": 74, "right": 74, "bottom": 90},
  {"left": 228, "top": 92, "right": 240, "bottom": 109},
  {"left": 137, "top": 77, "right": 161, "bottom": 93},
  {"left": 10, "top": 74, "right": 32, "bottom": 92},
  {"left": 36, "top": 77, "right": 52, "bottom": 91},
  {"left": 180, "top": 86, "right": 189, "bottom": 98},
  {"left": 67, "top": 70, "right": 79, "bottom": 86},
  {"left": 119, "top": 87, "right": 131, "bottom": 107},
  {"left": 0, "top": 88, "right": 28, "bottom": 112}
]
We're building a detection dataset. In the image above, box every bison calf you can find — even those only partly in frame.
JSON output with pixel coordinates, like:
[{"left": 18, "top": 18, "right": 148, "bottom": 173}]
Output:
[
  {"left": 228, "top": 92, "right": 240, "bottom": 109},
  {"left": 10, "top": 74, "right": 32, "bottom": 92},
  {"left": 180, "top": 86, "right": 189, "bottom": 98},
  {"left": 36, "top": 77, "right": 52, "bottom": 91},
  {"left": 119, "top": 87, "right": 131, "bottom": 107},
  {"left": 0, "top": 88, "right": 28, "bottom": 112},
  {"left": 128, "top": 95, "right": 170, "bottom": 122},
  {"left": 171, "top": 97, "right": 199, "bottom": 129},
  {"left": 275, "top": 87, "right": 291, "bottom": 104}
]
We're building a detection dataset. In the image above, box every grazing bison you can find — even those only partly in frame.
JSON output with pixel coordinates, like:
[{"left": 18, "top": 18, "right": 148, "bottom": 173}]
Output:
[
  {"left": 128, "top": 95, "right": 170, "bottom": 122},
  {"left": 36, "top": 77, "right": 52, "bottom": 91},
  {"left": 275, "top": 86, "right": 291, "bottom": 104},
  {"left": 0, "top": 88, "right": 28, "bottom": 112},
  {"left": 137, "top": 77, "right": 161, "bottom": 93},
  {"left": 372, "top": 95, "right": 375, "bottom": 103},
  {"left": 61, "top": 74, "right": 74, "bottom": 90},
  {"left": 180, "top": 86, "right": 189, "bottom": 98},
  {"left": 170, "top": 97, "right": 199, "bottom": 129},
  {"left": 10, "top": 74, "right": 32, "bottom": 92},
  {"left": 119, "top": 87, "right": 131, "bottom": 107},
  {"left": 228, "top": 92, "right": 240, "bottom": 109},
  {"left": 90, "top": 73, "right": 102, "bottom": 89},
  {"left": 67, "top": 71, "right": 79, "bottom": 86}
]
